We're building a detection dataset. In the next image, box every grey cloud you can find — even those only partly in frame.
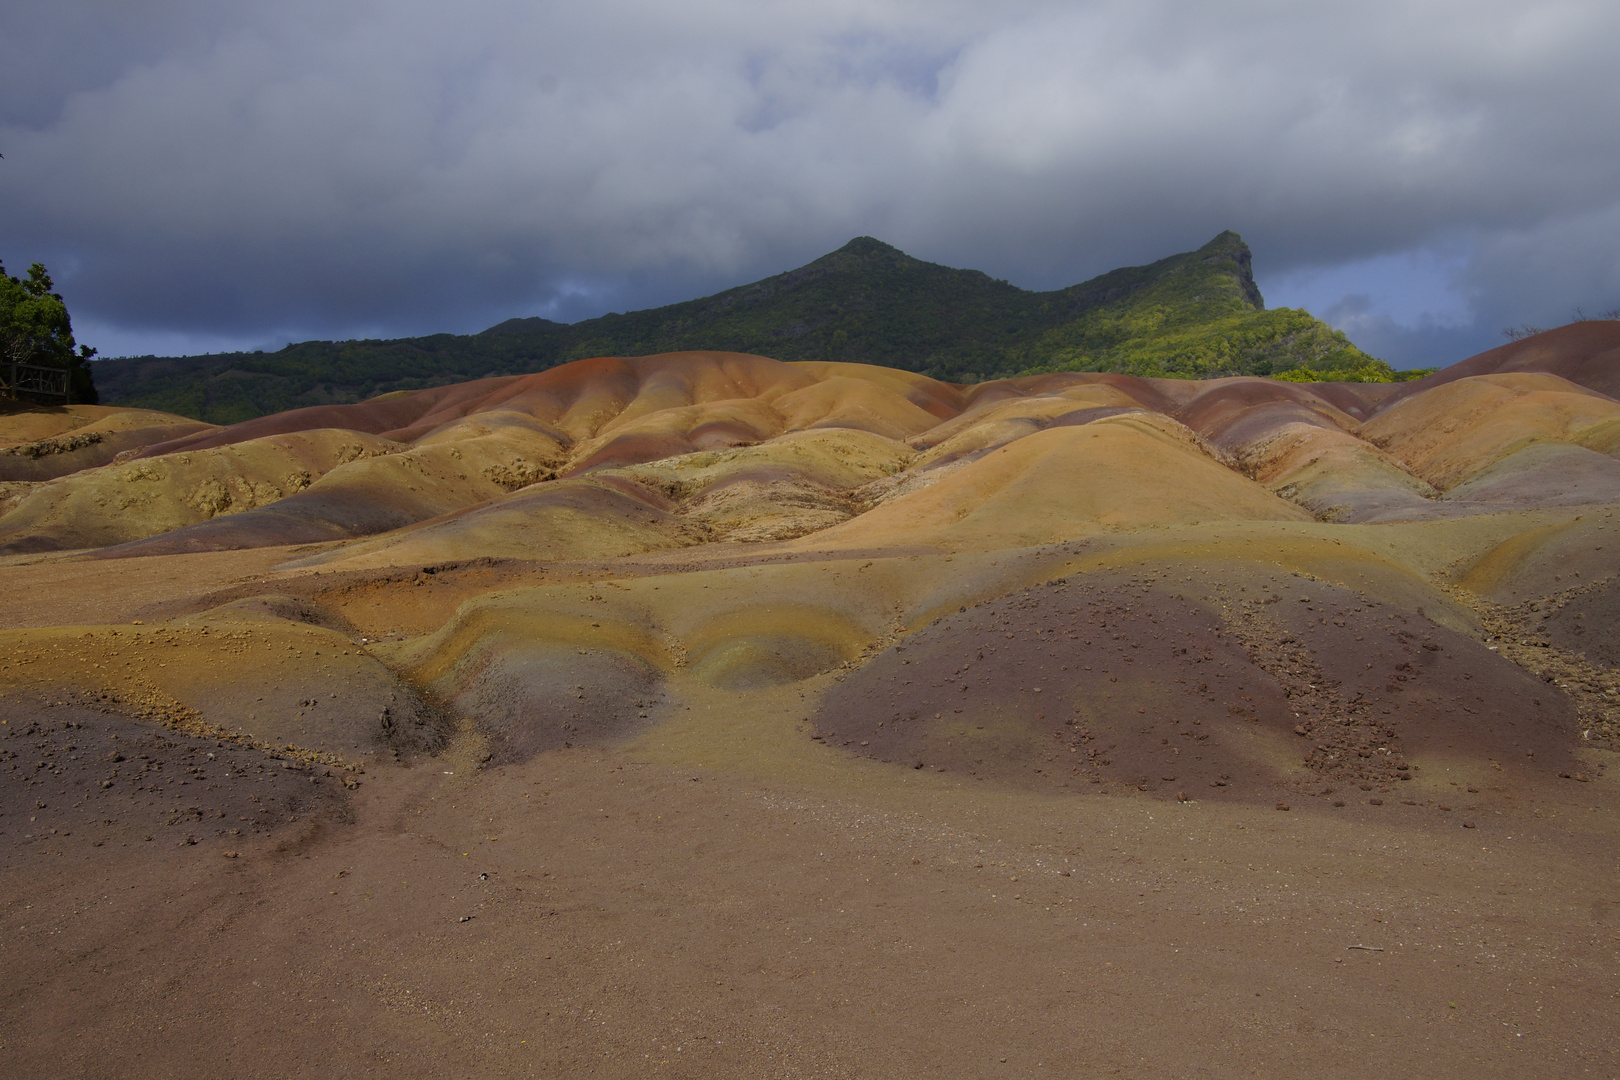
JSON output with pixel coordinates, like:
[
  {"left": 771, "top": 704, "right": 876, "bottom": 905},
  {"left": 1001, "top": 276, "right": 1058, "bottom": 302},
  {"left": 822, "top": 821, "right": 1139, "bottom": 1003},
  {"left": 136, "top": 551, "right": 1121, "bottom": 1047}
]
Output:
[
  {"left": 1323, "top": 295, "right": 1376, "bottom": 323},
  {"left": 2, "top": 0, "right": 1617, "bottom": 366},
  {"left": 1320, "top": 312, "right": 1502, "bottom": 373},
  {"left": 1458, "top": 204, "right": 1620, "bottom": 327}
]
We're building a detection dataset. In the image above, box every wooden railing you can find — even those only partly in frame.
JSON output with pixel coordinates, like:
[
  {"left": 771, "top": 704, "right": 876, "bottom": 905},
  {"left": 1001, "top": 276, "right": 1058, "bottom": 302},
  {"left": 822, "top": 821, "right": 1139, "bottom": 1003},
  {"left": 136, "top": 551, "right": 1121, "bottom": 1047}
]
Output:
[{"left": 1, "top": 362, "right": 70, "bottom": 402}]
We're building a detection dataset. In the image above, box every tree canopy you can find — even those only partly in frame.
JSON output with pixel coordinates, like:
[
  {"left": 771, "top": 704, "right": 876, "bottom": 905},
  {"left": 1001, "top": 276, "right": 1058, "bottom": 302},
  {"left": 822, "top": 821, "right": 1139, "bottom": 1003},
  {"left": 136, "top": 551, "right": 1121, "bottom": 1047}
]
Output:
[{"left": 0, "top": 261, "right": 98, "bottom": 404}]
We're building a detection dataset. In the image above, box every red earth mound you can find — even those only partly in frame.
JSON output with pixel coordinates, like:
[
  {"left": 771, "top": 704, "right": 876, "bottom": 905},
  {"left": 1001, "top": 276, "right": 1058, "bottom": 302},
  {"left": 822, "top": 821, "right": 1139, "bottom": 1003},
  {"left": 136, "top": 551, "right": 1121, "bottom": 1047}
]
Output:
[
  {"left": 962, "top": 371, "right": 1180, "bottom": 414},
  {"left": 1173, "top": 381, "right": 1358, "bottom": 450}
]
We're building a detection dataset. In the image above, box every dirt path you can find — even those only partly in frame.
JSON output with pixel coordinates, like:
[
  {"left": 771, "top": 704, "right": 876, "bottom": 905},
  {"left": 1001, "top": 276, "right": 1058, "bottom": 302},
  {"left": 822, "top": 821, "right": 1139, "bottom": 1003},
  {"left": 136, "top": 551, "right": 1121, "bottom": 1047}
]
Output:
[{"left": 3, "top": 741, "right": 1616, "bottom": 1079}]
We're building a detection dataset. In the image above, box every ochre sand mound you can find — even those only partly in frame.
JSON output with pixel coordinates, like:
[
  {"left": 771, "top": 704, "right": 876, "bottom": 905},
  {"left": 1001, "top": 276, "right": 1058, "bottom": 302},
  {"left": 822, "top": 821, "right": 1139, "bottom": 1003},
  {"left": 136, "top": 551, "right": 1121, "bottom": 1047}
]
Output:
[
  {"left": 0, "top": 334, "right": 1617, "bottom": 1077},
  {"left": 803, "top": 414, "right": 1313, "bottom": 551},
  {"left": 0, "top": 428, "right": 405, "bottom": 553},
  {"left": 0, "top": 403, "right": 213, "bottom": 482}
]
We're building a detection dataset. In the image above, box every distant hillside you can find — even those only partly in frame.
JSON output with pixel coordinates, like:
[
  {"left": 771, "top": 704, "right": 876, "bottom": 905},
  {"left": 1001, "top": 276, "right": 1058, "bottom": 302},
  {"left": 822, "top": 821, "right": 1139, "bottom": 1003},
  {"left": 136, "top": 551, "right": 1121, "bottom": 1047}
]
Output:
[{"left": 94, "top": 231, "right": 1409, "bottom": 424}]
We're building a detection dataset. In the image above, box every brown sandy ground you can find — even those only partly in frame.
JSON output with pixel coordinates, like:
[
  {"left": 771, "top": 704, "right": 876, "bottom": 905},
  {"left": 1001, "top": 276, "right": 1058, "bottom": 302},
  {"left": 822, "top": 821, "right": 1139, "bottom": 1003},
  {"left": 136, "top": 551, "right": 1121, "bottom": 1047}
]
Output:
[{"left": 2, "top": 724, "right": 1617, "bottom": 1080}]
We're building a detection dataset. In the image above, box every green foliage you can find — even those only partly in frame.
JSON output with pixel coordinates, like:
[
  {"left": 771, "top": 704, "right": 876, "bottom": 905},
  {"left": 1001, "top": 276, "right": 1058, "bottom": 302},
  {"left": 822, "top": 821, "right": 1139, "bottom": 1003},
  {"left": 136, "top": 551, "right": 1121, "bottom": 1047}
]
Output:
[
  {"left": 95, "top": 329, "right": 567, "bottom": 425},
  {"left": 0, "top": 261, "right": 98, "bottom": 404},
  {"left": 95, "top": 231, "right": 1398, "bottom": 422},
  {"left": 1012, "top": 302, "right": 1395, "bottom": 382}
]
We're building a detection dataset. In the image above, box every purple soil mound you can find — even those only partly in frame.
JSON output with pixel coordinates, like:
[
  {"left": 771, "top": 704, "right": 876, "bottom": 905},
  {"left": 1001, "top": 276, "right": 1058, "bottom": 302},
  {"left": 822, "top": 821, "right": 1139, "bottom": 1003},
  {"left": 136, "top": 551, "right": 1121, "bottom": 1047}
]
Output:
[
  {"left": 89, "top": 508, "right": 360, "bottom": 559},
  {"left": 89, "top": 482, "right": 465, "bottom": 560},
  {"left": 134, "top": 396, "right": 442, "bottom": 458},
  {"left": 1177, "top": 391, "right": 1344, "bottom": 450},
  {"left": 1443, "top": 443, "right": 1620, "bottom": 508},
  {"left": 813, "top": 569, "right": 1580, "bottom": 804},
  {"left": 1047, "top": 405, "right": 1144, "bottom": 430},
  {"left": 1542, "top": 572, "right": 1620, "bottom": 668},
  {"left": 688, "top": 419, "right": 771, "bottom": 450},
  {"left": 962, "top": 372, "right": 1179, "bottom": 415},
  {"left": 0, "top": 695, "right": 350, "bottom": 868},
  {"left": 378, "top": 475, "right": 693, "bottom": 555},
  {"left": 572, "top": 473, "right": 683, "bottom": 511},
  {"left": 924, "top": 407, "right": 1147, "bottom": 470},
  {"left": 1177, "top": 379, "right": 1330, "bottom": 424},
  {"left": 441, "top": 647, "right": 668, "bottom": 766},
  {"left": 1386, "top": 321, "right": 1620, "bottom": 406},
  {"left": 1293, "top": 381, "right": 1403, "bottom": 420},
  {"left": 566, "top": 433, "right": 706, "bottom": 475},
  {"left": 697, "top": 464, "right": 818, "bottom": 492}
]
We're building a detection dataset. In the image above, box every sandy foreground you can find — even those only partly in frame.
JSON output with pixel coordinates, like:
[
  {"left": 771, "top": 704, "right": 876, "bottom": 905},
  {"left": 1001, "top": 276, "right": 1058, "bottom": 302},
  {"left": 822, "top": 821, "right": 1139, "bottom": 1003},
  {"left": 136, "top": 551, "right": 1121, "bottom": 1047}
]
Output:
[{"left": 3, "top": 682, "right": 1616, "bottom": 1080}]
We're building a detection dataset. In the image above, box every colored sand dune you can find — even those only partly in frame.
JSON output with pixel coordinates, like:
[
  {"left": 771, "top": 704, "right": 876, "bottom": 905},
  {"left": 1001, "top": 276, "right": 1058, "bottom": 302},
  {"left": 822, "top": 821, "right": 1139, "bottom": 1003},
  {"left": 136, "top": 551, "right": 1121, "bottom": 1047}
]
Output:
[
  {"left": 2, "top": 322, "right": 1615, "bottom": 796},
  {"left": 4, "top": 322, "right": 1618, "bottom": 1079}
]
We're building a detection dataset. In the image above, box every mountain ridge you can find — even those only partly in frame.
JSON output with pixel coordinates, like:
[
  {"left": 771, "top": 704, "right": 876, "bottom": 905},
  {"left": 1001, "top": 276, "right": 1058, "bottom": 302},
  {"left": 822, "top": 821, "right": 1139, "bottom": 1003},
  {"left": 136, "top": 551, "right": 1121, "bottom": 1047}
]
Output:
[{"left": 93, "top": 231, "right": 1402, "bottom": 424}]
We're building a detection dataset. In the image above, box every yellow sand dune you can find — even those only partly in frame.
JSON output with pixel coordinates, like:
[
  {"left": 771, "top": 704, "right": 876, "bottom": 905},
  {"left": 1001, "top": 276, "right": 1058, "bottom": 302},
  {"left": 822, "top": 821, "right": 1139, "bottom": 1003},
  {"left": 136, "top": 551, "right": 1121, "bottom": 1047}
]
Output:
[
  {"left": 1360, "top": 373, "right": 1620, "bottom": 490},
  {"left": 0, "top": 404, "right": 214, "bottom": 482},
  {"left": 770, "top": 374, "right": 946, "bottom": 441},
  {"left": 293, "top": 476, "right": 703, "bottom": 571},
  {"left": 0, "top": 617, "right": 444, "bottom": 759},
  {"left": 805, "top": 413, "right": 1312, "bottom": 551},
  {"left": 0, "top": 428, "right": 400, "bottom": 552},
  {"left": 0, "top": 403, "right": 208, "bottom": 449}
]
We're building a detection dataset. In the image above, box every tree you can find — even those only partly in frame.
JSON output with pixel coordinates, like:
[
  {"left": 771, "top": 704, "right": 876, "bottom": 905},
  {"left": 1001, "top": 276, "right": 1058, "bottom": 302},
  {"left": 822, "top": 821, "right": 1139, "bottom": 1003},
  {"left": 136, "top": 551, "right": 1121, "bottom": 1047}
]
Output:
[{"left": 0, "top": 260, "right": 98, "bottom": 404}]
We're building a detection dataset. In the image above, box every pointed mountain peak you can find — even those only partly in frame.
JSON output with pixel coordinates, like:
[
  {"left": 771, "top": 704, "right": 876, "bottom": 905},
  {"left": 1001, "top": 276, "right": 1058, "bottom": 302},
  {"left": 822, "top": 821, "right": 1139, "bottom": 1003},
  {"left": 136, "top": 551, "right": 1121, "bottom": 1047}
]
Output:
[
  {"left": 834, "top": 236, "right": 905, "bottom": 257},
  {"left": 1195, "top": 230, "right": 1262, "bottom": 309}
]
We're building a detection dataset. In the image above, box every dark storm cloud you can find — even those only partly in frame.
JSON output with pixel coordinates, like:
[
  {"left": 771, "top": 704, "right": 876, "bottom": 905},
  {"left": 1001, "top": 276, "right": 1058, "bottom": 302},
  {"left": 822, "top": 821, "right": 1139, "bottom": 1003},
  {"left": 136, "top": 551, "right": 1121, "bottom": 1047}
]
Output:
[{"left": 3, "top": 0, "right": 1618, "bottom": 364}]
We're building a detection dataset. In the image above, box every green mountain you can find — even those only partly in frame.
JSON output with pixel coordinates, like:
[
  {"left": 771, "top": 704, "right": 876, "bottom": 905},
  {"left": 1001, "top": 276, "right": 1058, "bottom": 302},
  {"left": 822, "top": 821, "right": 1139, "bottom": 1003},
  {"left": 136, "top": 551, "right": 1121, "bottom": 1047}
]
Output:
[{"left": 94, "top": 231, "right": 1410, "bottom": 424}]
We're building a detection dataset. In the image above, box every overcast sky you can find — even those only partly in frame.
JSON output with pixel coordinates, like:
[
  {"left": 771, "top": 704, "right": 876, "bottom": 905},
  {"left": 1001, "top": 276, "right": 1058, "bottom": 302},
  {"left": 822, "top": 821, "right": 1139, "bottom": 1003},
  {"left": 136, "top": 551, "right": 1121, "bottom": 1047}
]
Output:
[{"left": 4, "top": 0, "right": 1618, "bottom": 368}]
